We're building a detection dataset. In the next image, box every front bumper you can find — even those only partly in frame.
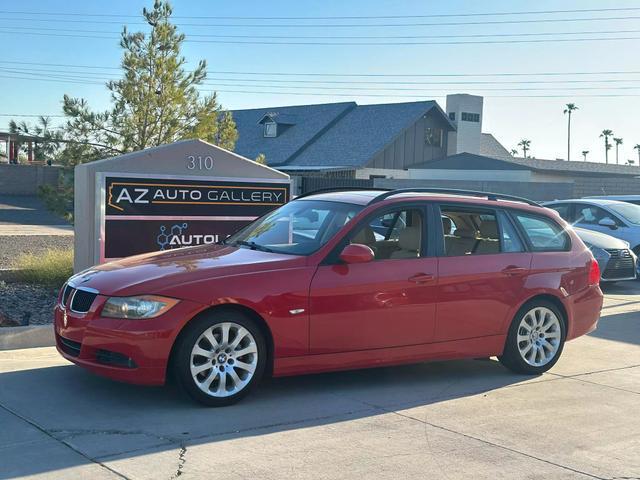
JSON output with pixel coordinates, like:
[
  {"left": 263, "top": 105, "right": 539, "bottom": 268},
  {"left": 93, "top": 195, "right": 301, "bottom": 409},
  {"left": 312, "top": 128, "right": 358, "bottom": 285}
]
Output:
[
  {"left": 593, "top": 248, "right": 637, "bottom": 282},
  {"left": 54, "top": 295, "right": 205, "bottom": 385}
]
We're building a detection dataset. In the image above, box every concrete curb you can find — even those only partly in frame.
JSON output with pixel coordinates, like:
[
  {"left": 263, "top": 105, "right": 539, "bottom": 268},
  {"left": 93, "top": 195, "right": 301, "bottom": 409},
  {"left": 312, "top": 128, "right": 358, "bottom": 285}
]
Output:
[
  {"left": 0, "top": 269, "right": 20, "bottom": 283},
  {"left": 0, "top": 325, "right": 55, "bottom": 351}
]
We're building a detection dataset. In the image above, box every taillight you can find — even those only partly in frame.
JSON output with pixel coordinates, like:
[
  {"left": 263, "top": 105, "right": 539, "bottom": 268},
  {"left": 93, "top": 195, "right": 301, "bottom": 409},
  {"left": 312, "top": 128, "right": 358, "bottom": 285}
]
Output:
[{"left": 588, "top": 258, "right": 601, "bottom": 286}]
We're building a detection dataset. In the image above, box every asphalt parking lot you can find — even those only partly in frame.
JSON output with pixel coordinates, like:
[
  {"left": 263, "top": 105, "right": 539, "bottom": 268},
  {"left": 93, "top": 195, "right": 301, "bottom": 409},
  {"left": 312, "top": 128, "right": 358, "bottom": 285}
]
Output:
[{"left": 1, "top": 283, "right": 639, "bottom": 480}]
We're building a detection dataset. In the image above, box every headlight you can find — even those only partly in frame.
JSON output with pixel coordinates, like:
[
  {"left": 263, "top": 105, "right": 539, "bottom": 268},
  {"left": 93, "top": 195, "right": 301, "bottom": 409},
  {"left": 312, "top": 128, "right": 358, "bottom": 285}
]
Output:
[{"left": 101, "top": 295, "right": 179, "bottom": 319}]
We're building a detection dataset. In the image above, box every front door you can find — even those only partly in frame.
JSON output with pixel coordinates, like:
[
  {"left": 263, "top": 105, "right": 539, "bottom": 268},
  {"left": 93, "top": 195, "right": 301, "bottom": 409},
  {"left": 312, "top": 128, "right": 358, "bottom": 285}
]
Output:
[
  {"left": 435, "top": 206, "right": 532, "bottom": 342},
  {"left": 309, "top": 205, "right": 438, "bottom": 354}
]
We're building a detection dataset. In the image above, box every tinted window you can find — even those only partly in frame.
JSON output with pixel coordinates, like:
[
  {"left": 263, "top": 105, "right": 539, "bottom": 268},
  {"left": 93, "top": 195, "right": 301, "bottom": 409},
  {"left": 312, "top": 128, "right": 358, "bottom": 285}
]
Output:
[
  {"left": 351, "top": 208, "right": 423, "bottom": 261},
  {"left": 548, "top": 203, "right": 572, "bottom": 222},
  {"left": 574, "top": 204, "right": 623, "bottom": 227},
  {"left": 498, "top": 211, "right": 524, "bottom": 253},
  {"left": 441, "top": 207, "right": 501, "bottom": 256},
  {"left": 514, "top": 213, "right": 570, "bottom": 251}
]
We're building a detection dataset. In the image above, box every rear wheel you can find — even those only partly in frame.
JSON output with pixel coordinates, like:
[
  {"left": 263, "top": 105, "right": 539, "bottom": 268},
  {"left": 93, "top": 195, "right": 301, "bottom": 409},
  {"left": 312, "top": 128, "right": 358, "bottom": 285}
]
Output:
[
  {"left": 499, "top": 300, "right": 566, "bottom": 375},
  {"left": 173, "top": 311, "right": 266, "bottom": 406}
]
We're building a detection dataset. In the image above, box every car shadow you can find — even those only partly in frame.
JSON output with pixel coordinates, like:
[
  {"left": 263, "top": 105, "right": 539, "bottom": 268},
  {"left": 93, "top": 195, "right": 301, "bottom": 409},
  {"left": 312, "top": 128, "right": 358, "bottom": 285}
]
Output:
[
  {"left": 0, "top": 357, "right": 536, "bottom": 479},
  {"left": 589, "top": 309, "right": 640, "bottom": 346}
]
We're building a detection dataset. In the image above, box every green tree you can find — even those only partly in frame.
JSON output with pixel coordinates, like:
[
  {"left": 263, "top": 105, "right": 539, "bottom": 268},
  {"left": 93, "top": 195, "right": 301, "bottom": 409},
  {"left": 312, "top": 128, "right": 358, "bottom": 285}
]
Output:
[
  {"left": 581, "top": 150, "right": 589, "bottom": 161},
  {"left": 255, "top": 153, "right": 267, "bottom": 165},
  {"left": 600, "top": 129, "right": 613, "bottom": 164},
  {"left": 563, "top": 103, "right": 578, "bottom": 161},
  {"left": 59, "top": 0, "right": 237, "bottom": 166},
  {"left": 634, "top": 144, "right": 640, "bottom": 165},
  {"left": 509, "top": 149, "right": 518, "bottom": 156},
  {"left": 518, "top": 139, "right": 531, "bottom": 158},
  {"left": 613, "top": 137, "right": 623, "bottom": 164}
]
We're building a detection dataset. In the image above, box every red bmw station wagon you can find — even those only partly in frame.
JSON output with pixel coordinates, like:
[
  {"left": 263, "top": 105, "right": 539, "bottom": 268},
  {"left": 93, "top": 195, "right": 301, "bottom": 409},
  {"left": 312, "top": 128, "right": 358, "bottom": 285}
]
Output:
[{"left": 55, "top": 189, "right": 603, "bottom": 406}]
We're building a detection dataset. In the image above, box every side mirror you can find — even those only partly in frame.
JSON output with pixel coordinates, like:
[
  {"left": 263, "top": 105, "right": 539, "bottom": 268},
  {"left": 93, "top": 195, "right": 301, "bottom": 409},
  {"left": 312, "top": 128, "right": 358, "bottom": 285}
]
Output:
[
  {"left": 598, "top": 217, "right": 617, "bottom": 230},
  {"left": 339, "top": 244, "right": 374, "bottom": 264}
]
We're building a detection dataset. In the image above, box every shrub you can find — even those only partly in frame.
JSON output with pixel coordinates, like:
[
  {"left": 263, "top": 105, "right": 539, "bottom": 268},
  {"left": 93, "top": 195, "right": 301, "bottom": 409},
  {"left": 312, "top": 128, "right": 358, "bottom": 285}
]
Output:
[{"left": 13, "top": 249, "right": 73, "bottom": 287}]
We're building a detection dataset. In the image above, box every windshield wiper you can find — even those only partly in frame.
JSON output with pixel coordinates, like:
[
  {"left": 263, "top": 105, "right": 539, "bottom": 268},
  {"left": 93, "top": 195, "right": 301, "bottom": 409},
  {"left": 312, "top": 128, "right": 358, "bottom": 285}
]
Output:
[{"left": 231, "top": 240, "right": 275, "bottom": 253}]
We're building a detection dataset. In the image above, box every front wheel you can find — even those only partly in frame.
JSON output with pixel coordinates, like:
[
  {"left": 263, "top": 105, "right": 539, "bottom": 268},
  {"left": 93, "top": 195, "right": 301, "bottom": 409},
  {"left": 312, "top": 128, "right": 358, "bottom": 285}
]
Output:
[
  {"left": 173, "top": 311, "right": 266, "bottom": 406},
  {"left": 499, "top": 301, "right": 566, "bottom": 375}
]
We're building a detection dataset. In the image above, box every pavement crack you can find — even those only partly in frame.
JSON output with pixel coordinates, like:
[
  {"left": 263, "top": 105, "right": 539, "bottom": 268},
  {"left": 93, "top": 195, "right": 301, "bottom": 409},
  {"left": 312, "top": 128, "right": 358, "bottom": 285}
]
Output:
[
  {"left": 0, "top": 400, "right": 132, "bottom": 480},
  {"left": 170, "top": 445, "right": 187, "bottom": 479}
]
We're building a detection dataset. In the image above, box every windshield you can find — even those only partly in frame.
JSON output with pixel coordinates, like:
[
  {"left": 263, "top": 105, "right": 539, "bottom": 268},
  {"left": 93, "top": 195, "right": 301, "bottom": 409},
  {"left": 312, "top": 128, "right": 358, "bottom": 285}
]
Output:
[
  {"left": 225, "top": 200, "right": 363, "bottom": 255},
  {"left": 609, "top": 203, "right": 640, "bottom": 225}
]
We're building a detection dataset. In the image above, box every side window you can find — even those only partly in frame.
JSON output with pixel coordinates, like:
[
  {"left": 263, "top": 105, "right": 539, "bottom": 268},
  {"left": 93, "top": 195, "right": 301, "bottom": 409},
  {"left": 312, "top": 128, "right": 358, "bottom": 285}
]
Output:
[
  {"left": 441, "top": 207, "right": 501, "bottom": 256},
  {"left": 351, "top": 208, "right": 423, "bottom": 260},
  {"left": 498, "top": 211, "right": 524, "bottom": 253},
  {"left": 575, "top": 204, "right": 622, "bottom": 227},
  {"left": 548, "top": 203, "right": 573, "bottom": 222},
  {"left": 514, "top": 213, "right": 570, "bottom": 252}
]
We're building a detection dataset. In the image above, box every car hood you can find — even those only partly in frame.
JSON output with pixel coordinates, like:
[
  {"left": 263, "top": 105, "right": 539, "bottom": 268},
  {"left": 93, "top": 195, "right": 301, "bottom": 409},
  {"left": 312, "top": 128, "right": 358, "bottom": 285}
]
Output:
[
  {"left": 68, "top": 244, "right": 306, "bottom": 298},
  {"left": 573, "top": 227, "right": 629, "bottom": 249}
]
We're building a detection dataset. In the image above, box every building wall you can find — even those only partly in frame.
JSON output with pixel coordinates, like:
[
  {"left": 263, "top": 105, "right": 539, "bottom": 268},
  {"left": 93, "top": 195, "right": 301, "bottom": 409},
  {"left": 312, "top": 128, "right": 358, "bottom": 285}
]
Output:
[
  {"left": 573, "top": 176, "right": 640, "bottom": 197},
  {"left": 0, "top": 164, "right": 62, "bottom": 195},
  {"left": 373, "top": 178, "right": 573, "bottom": 202},
  {"left": 446, "top": 94, "right": 483, "bottom": 156},
  {"left": 368, "top": 112, "right": 449, "bottom": 170},
  {"left": 409, "top": 168, "right": 534, "bottom": 182}
]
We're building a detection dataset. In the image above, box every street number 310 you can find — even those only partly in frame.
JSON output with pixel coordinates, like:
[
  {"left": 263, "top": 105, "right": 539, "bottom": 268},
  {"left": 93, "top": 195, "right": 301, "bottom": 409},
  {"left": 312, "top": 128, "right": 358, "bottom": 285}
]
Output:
[{"left": 187, "top": 155, "right": 214, "bottom": 170}]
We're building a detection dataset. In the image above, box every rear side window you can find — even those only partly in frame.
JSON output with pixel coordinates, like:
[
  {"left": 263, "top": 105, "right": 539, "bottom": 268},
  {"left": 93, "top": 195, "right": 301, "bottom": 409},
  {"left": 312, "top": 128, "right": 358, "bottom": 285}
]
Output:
[
  {"left": 547, "top": 203, "right": 573, "bottom": 222},
  {"left": 514, "top": 213, "right": 570, "bottom": 251}
]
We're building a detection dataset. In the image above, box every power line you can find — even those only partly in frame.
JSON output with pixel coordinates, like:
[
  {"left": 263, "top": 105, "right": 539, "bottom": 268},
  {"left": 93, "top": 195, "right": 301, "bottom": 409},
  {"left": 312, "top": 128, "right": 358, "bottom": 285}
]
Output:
[
  {"left": 1, "top": 6, "right": 640, "bottom": 20},
  {"left": 2, "top": 28, "right": 640, "bottom": 45},
  {"left": 3, "top": 68, "right": 640, "bottom": 92},
  {"left": 5, "top": 66, "right": 640, "bottom": 86},
  {"left": 1, "top": 60, "right": 640, "bottom": 79},
  {"left": 4, "top": 25, "right": 640, "bottom": 40},
  {"left": 2, "top": 15, "right": 640, "bottom": 28}
]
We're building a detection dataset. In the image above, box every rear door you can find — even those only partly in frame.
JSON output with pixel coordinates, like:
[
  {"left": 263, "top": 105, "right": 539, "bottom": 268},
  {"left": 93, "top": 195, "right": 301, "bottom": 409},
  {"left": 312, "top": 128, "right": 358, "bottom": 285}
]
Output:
[
  {"left": 309, "top": 202, "right": 438, "bottom": 353},
  {"left": 434, "top": 204, "right": 532, "bottom": 342}
]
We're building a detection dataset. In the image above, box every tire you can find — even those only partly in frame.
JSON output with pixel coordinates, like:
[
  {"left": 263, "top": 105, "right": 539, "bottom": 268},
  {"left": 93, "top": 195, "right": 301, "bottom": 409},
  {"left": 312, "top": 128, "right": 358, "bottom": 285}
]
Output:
[
  {"left": 173, "top": 310, "right": 267, "bottom": 406},
  {"left": 498, "top": 300, "right": 566, "bottom": 375}
]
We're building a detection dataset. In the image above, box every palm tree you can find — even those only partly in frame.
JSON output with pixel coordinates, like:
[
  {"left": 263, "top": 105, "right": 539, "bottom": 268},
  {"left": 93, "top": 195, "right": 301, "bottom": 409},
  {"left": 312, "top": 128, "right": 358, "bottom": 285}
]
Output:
[
  {"left": 563, "top": 103, "right": 578, "bottom": 161},
  {"left": 582, "top": 150, "right": 589, "bottom": 161},
  {"left": 613, "top": 138, "right": 623, "bottom": 164},
  {"left": 600, "top": 130, "right": 613, "bottom": 164},
  {"left": 518, "top": 139, "right": 531, "bottom": 158},
  {"left": 509, "top": 148, "right": 518, "bottom": 156},
  {"left": 634, "top": 144, "right": 640, "bottom": 164}
]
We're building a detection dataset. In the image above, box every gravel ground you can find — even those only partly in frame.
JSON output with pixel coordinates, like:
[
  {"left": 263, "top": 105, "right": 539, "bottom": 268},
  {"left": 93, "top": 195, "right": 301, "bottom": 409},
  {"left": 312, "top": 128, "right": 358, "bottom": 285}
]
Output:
[
  {"left": 0, "top": 281, "right": 58, "bottom": 326},
  {"left": 0, "top": 235, "right": 74, "bottom": 269}
]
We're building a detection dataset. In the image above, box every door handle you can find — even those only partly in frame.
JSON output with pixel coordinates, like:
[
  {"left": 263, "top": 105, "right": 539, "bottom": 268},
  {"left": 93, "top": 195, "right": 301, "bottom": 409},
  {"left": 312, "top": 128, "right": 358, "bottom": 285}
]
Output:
[
  {"left": 502, "top": 266, "right": 527, "bottom": 276},
  {"left": 408, "top": 273, "right": 434, "bottom": 284}
]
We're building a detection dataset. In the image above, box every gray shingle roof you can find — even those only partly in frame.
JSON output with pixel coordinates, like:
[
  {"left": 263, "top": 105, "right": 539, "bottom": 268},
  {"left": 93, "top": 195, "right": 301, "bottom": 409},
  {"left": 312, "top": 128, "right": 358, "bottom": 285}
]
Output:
[
  {"left": 231, "top": 100, "right": 453, "bottom": 168},
  {"left": 231, "top": 102, "right": 355, "bottom": 166},
  {"left": 509, "top": 156, "right": 640, "bottom": 176},
  {"left": 479, "top": 133, "right": 514, "bottom": 161}
]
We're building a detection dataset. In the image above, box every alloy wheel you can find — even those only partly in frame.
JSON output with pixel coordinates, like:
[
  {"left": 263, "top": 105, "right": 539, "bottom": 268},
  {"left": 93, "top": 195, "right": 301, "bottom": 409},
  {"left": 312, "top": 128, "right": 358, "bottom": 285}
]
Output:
[
  {"left": 516, "top": 307, "right": 562, "bottom": 367},
  {"left": 190, "top": 322, "right": 258, "bottom": 397}
]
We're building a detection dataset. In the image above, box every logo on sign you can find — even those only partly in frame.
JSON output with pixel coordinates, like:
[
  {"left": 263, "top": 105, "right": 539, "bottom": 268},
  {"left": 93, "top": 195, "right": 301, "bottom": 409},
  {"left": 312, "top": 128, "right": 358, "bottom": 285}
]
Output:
[{"left": 156, "top": 223, "right": 218, "bottom": 250}]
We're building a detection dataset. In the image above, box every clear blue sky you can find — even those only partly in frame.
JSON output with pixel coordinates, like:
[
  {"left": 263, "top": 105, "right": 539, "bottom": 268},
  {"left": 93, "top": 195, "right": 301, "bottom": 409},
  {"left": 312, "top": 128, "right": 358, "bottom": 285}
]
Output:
[{"left": 2, "top": 0, "right": 640, "bottom": 162}]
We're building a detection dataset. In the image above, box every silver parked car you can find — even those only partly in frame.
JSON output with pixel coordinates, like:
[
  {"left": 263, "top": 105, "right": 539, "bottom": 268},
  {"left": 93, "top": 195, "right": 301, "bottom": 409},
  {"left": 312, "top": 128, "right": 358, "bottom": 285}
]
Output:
[
  {"left": 585, "top": 195, "right": 640, "bottom": 206},
  {"left": 573, "top": 227, "right": 637, "bottom": 282},
  {"left": 544, "top": 199, "right": 640, "bottom": 257}
]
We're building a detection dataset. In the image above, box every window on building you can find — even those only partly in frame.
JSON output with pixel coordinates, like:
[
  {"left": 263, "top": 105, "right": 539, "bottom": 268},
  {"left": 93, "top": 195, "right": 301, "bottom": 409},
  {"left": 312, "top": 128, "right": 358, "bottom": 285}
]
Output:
[
  {"left": 263, "top": 121, "right": 277, "bottom": 138},
  {"left": 461, "top": 112, "right": 480, "bottom": 123},
  {"left": 448, "top": 112, "right": 455, "bottom": 121},
  {"left": 425, "top": 127, "right": 443, "bottom": 147}
]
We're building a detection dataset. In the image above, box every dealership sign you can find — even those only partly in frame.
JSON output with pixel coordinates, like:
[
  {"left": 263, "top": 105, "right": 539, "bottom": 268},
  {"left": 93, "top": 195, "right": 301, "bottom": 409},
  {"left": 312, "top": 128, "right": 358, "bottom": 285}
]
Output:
[{"left": 100, "top": 174, "right": 290, "bottom": 261}]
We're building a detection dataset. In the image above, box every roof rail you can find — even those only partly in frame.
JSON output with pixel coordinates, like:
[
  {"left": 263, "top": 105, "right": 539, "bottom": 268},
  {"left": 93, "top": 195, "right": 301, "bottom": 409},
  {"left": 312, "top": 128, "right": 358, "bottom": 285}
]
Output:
[
  {"left": 367, "top": 188, "right": 540, "bottom": 206},
  {"left": 294, "top": 187, "right": 390, "bottom": 201}
]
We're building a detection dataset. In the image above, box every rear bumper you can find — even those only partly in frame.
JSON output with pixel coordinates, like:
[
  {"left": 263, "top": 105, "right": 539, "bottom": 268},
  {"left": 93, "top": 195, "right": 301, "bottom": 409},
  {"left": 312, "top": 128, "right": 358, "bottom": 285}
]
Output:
[
  {"left": 565, "top": 284, "right": 603, "bottom": 341},
  {"left": 54, "top": 296, "right": 205, "bottom": 385}
]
